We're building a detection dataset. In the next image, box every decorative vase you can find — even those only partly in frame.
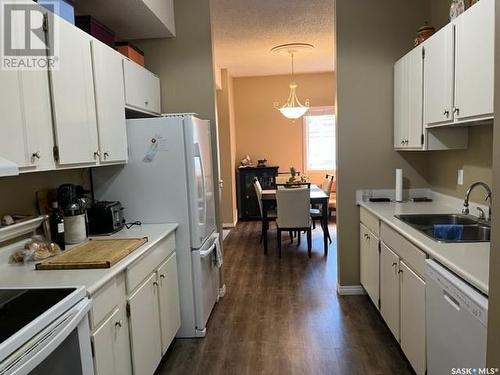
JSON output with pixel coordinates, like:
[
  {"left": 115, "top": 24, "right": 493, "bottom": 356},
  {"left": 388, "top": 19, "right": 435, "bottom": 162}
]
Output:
[
  {"left": 414, "top": 23, "right": 435, "bottom": 46},
  {"left": 450, "top": 0, "right": 466, "bottom": 20}
]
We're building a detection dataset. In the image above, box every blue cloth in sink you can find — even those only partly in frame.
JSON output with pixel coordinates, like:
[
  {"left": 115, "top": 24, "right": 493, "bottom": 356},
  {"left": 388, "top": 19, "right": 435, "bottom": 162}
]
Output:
[{"left": 433, "top": 224, "right": 463, "bottom": 241}]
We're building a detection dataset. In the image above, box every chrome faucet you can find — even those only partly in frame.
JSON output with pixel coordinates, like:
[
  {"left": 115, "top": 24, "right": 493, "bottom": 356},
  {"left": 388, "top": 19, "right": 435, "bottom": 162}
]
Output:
[{"left": 462, "top": 182, "right": 492, "bottom": 221}]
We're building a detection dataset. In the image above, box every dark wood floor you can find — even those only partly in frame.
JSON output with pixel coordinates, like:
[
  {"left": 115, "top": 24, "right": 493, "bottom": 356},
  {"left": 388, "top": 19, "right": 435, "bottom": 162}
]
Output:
[{"left": 156, "top": 221, "right": 413, "bottom": 375}]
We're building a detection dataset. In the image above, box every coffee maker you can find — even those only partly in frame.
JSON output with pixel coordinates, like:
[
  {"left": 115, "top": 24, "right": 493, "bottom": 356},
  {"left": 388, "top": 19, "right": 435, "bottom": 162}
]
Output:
[{"left": 57, "top": 184, "right": 90, "bottom": 244}]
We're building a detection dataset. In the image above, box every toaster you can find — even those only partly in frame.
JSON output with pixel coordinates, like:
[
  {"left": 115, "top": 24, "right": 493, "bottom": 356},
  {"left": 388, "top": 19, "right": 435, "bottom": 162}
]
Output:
[{"left": 87, "top": 201, "right": 125, "bottom": 235}]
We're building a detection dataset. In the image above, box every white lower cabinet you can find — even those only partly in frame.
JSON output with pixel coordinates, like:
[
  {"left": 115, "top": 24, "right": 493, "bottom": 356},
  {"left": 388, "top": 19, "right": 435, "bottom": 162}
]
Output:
[
  {"left": 89, "top": 232, "right": 179, "bottom": 375},
  {"left": 157, "top": 253, "right": 181, "bottom": 354},
  {"left": 92, "top": 305, "right": 132, "bottom": 375},
  {"left": 400, "top": 261, "right": 426, "bottom": 375},
  {"left": 380, "top": 243, "right": 400, "bottom": 340},
  {"left": 379, "top": 240, "right": 427, "bottom": 375},
  {"left": 128, "top": 273, "right": 163, "bottom": 375},
  {"left": 359, "top": 224, "right": 379, "bottom": 308}
]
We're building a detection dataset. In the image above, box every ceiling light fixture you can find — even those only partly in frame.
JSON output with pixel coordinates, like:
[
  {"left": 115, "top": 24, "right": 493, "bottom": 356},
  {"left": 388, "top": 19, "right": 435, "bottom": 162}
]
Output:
[{"left": 272, "top": 43, "right": 314, "bottom": 120}]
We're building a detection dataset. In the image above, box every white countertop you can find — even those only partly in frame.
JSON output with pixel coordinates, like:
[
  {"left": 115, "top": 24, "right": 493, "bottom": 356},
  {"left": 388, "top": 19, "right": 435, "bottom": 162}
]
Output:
[
  {"left": 0, "top": 223, "right": 178, "bottom": 295},
  {"left": 359, "top": 200, "right": 490, "bottom": 295}
]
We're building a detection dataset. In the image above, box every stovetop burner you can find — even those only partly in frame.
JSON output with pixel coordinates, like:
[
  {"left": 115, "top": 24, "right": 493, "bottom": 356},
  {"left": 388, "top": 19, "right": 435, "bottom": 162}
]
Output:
[{"left": 0, "top": 288, "right": 76, "bottom": 344}]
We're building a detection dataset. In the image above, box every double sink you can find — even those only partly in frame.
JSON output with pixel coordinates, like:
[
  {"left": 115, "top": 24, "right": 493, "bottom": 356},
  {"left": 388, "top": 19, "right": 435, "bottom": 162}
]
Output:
[{"left": 395, "top": 214, "right": 491, "bottom": 243}]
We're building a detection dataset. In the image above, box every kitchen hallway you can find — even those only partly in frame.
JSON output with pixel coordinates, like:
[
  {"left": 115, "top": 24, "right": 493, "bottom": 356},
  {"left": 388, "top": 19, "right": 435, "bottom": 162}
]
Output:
[{"left": 156, "top": 222, "right": 413, "bottom": 374}]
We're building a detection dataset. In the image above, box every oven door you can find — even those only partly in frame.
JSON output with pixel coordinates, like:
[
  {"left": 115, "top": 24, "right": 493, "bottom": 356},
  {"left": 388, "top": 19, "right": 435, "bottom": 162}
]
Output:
[{"left": 0, "top": 298, "right": 93, "bottom": 375}]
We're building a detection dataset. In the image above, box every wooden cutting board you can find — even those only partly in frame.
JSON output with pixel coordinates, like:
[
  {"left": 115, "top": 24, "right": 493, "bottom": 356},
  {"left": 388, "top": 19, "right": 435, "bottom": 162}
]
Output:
[{"left": 36, "top": 238, "right": 148, "bottom": 270}]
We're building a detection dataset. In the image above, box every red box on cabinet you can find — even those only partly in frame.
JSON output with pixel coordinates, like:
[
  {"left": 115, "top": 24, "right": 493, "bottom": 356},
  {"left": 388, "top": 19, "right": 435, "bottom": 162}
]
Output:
[
  {"left": 115, "top": 42, "right": 145, "bottom": 66},
  {"left": 75, "top": 15, "right": 115, "bottom": 47}
]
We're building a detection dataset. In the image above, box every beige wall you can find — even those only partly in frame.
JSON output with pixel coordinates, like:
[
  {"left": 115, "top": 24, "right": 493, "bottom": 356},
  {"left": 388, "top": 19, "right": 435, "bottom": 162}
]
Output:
[
  {"left": 426, "top": 126, "right": 493, "bottom": 203},
  {"left": 430, "top": 0, "right": 452, "bottom": 30},
  {"left": 217, "top": 69, "right": 238, "bottom": 226},
  {"left": 0, "top": 169, "right": 88, "bottom": 217},
  {"left": 134, "top": 0, "right": 216, "bottom": 123},
  {"left": 486, "top": 0, "right": 500, "bottom": 366},
  {"left": 233, "top": 72, "right": 336, "bottom": 185},
  {"left": 134, "top": 0, "right": 221, "bottom": 232},
  {"left": 336, "top": 0, "right": 429, "bottom": 286}
]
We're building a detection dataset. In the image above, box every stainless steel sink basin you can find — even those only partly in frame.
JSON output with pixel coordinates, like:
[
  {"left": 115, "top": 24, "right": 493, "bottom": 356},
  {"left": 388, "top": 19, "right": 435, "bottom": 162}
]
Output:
[
  {"left": 395, "top": 214, "right": 479, "bottom": 226},
  {"left": 394, "top": 214, "right": 490, "bottom": 243}
]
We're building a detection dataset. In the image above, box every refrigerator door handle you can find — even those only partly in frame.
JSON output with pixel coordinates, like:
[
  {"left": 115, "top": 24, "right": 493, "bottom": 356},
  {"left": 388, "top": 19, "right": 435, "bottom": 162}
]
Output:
[
  {"left": 194, "top": 142, "right": 207, "bottom": 228},
  {"left": 199, "top": 242, "right": 217, "bottom": 258}
]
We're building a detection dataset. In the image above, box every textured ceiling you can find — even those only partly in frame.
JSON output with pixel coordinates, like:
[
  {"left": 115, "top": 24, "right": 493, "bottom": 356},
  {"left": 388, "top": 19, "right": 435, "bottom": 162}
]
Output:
[{"left": 211, "top": 0, "right": 335, "bottom": 77}]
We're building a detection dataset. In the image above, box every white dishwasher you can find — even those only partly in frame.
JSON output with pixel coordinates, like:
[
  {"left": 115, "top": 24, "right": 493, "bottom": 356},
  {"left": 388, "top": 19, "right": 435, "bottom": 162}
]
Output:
[{"left": 426, "top": 260, "right": 488, "bottom": 375}]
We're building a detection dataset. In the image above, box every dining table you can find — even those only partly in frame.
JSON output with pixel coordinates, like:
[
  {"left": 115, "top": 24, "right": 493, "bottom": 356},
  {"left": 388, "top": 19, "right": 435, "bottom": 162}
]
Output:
[{"left": 261, "top": 184, "right": 330, "bottom": 256}]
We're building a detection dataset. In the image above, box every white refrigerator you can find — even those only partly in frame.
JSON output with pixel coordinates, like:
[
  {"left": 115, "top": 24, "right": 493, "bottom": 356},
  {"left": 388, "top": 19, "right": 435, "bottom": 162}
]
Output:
[{"left": 92, "top": 114, "right": 223, "bottom": 338}]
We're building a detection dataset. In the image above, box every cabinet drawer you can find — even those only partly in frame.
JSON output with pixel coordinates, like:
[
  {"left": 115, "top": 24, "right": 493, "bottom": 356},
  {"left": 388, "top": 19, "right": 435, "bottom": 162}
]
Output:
[
  {"left": 381, "top": 223, "right": 427, "bottom": 278},
  {"left": 360, "top": 207, "right": 380, "bottom": 236},
  {"left": 127, "top": 234, "right": 175, "bottom": 293},
  {"left": 90, "top": 272, "right": 126, "bottom": 328}
]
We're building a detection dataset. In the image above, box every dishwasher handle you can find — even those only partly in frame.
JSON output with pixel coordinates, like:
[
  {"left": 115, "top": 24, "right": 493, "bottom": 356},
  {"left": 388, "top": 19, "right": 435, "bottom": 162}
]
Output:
[{"left": 443, "top": 291, "right": 461, "bottom": 312}]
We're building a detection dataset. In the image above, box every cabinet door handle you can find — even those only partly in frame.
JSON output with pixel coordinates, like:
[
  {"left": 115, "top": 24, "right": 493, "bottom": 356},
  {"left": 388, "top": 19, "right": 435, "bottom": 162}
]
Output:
[
  {"left": 32, "top": 151, "right": 41, "bottom": 160},
  {"left": 103, "top": 152, "right": 109, "bottom": 159},
  {"left": 443, "top": 110, "right": 450, "bottom": 118},
  {"left": 94, "top": 151, "right": 100, "bottom": 158},
  {"left": 115, "top": 320, "right": 123, "bottom": 328},
  {"left": 153, "top": 281, "right": 159, "bottom": 286},
  {"left": 453, "top": 107, "right": 460, "bottom": 115},
  {"left": 145, "top": 100, "right": 149, "bottom": 106},
  {"left": 398, "top": 269, "right": 403, "bottom": 274},
  {"left": 392, "top": 262, "right": 397, "bottom": 267},
  {"left": 160, "top": 274, "right": 165, "bottom": 279}
]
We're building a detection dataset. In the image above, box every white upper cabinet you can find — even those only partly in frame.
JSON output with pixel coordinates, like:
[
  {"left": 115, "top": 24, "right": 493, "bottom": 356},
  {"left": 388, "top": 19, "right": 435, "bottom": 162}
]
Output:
[
  {"left": 423, "top": 24, "right": 455, "bottom": 127},
  {"left": 454, "top": 0, "right": 494, "bottom": 122},
  {"left": 0, "top": 5, "right": 54, "bottom": 171},
  {"left": 394, "top": 45, "right": 423, "bottom": 150},
  {"left": 394, "top": 1, "right": 491, "bottom": 151},
  {"left": 50, "top": 20, "right": 99, "bottom": 166},
  {"left": 0, "top": 70, "right": 28, "bottom": 167},
  {"left": 20, "top": 70, "right": 56, "bottom": 171},
  {"left": 123, "top": 59, "right": 161, "bottom": 115},
  {"left": 91, "top": 39, "right": 128, "bottom": 164}
]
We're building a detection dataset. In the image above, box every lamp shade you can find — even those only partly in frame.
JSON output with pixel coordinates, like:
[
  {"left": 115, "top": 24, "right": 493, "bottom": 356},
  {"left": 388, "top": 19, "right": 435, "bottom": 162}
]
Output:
[{"left": 278, "top": 106, "right": 309, "bottom": 119}]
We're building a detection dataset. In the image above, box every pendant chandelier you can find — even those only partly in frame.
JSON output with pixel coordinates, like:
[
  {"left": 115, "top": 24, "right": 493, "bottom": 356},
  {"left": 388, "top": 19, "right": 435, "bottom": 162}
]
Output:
[{"left": 272, "top": 43, "right": 314, "bottom": 120}]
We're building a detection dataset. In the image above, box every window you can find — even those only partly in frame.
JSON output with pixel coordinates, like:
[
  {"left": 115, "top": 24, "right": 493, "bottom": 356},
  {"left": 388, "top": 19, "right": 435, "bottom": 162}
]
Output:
[{"left": 303, "top": 107, "right": 336, "bottom": 171}]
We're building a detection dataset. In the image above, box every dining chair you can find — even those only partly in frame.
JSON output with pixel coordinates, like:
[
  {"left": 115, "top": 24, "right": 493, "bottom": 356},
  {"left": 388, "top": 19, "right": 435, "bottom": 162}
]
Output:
[
  {"left": 276, "top": 187, "right": 312, "bottom": 258},
  {"left": 310, "top": 174, "right": 334, "bottom": 244},
  {"left": 275, "top": 174, "right": 292, "bottom": 185},
  {"left": 253, "top": 177, "right": 276, "bottom": 243}
]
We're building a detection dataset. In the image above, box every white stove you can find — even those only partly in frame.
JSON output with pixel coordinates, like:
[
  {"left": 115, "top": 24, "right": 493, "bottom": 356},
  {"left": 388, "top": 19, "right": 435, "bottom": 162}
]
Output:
[{"left": 0, "top": 287, "right": 93, "bottom": 375}]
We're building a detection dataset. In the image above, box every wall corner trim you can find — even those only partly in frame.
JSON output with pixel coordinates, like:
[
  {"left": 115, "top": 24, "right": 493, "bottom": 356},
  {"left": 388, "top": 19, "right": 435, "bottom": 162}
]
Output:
[{"left": 336, "top": 284, "right": 366, "bottom": 296}]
